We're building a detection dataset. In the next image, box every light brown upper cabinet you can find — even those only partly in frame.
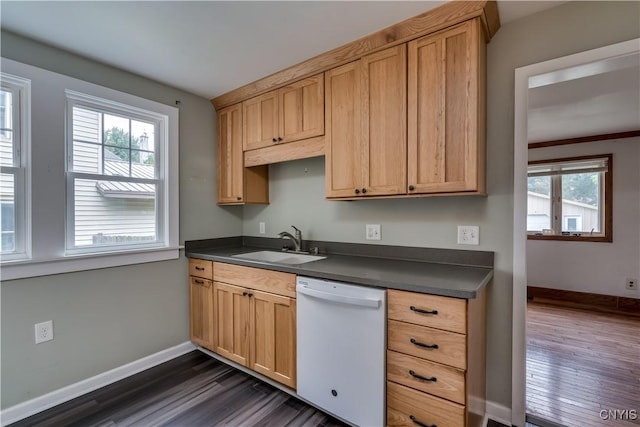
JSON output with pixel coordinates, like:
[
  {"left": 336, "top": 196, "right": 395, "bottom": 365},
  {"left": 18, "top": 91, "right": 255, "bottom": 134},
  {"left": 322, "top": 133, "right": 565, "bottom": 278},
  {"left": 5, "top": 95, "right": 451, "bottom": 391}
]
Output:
[
  {"left": 217, "top": 104, "right": 269, "bottom": 205},
  {"left": 327, "top": 19, "right": 486, "bottom": 200},
  {"left": 326, "top": 45, "right": 407, "bottom": 198},
  {"left": 243, "top": 74, "right": 324, "bottom": 151},
  {"left": 407, "top": 19, "right": 486, "bottom": 195}
]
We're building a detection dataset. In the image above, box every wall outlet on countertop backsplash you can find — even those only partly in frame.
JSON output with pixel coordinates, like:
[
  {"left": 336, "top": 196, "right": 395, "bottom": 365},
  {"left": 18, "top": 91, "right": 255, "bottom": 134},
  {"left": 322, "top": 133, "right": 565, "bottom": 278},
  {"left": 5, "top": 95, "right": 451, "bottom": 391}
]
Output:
[
  {"left": 366, "top": 224, "right": 381, "bottom": 241},
  {"left": 457, "top": 225, "right": 479, "bottom": 245}
]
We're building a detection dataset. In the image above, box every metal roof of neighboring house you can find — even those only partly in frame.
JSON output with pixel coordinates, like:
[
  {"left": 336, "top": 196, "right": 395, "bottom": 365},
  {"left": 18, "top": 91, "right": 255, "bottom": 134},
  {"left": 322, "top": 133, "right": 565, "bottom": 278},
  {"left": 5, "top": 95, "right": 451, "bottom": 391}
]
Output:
[{"left": 96, "top": 160, "right": 155, "bottom": 199}]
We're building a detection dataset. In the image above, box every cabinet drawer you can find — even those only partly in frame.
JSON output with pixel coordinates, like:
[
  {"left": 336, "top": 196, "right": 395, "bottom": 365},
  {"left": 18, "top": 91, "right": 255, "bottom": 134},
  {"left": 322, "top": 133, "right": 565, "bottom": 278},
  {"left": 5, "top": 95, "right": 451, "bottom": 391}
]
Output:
[
  {"left": 213, "top": 262, "right": 296, "bottom": 298},
  {"left": 388, "top": 319, "right": 466, "bottom": 369},
  {"left": 387, "top": 381, "right": 465, "bottom": 427},
  {"left": 190, "top": 276, "right": 212, "bottom": 288},
  {"left": 388, "top": 289, "right": 467, "bottom": 334},
  {"left": 387, "top": 350, "right": 465, "bottom": 404},
  {"left": 189, "top": 259, "right": 213, "bottom": 279}
]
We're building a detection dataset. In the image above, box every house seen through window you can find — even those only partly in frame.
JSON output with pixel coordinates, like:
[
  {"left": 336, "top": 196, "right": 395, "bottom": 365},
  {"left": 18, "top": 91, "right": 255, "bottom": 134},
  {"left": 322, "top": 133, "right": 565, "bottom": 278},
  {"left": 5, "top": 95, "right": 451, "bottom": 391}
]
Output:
[
  {"left": 527, "top": 154, "right": 612, "bottom": 242},
  {"left": 68, "top": 99, "right": 162, "bottom": 251}
]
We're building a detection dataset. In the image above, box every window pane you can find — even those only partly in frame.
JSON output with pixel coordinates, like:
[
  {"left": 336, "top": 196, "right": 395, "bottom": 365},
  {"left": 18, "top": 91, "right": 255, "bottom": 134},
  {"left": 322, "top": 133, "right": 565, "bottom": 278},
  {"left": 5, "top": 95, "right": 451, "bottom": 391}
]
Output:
[
  {"left": 527, "top": 176, "right": 551, "bottom": 231},
  {"left": 0, "top": 89, "right": 14, "bottom": 167},
  {"left": 131, "top": 150, "right": 155, "bottom": 178},
  {"left": 74, "top": 178, "right": 156, "bottom": 247},
  {"left": 131, "top": 120, "right": 155, "bottom": 151},
  {"left": 0, "top": 173, "right": 15, "bottom": 253},
  {"left": 561, "top": 172, "right": 600, "bottom": 233}
]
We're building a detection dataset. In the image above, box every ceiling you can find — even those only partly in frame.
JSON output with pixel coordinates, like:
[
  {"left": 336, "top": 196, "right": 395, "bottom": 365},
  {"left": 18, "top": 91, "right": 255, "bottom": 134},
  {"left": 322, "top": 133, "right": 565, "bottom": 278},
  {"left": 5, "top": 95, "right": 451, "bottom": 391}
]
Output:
[
  {"left": 3, "top": 0, "right": 636, "bottom": 143},
  {"left": 1, "top": 1, "right": 564, "bottom": 99},
  {"left": 528, "top": 51, "right": 640, "bottom": 143}
]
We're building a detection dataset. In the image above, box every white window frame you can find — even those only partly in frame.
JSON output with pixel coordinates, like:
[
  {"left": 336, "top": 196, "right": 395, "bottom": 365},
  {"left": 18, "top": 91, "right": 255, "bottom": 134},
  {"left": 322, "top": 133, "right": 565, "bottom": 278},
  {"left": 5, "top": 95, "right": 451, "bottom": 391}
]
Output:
[
  {"left": 65, "top": 91, "right": 167, "bottom": 255},
  {"left": 0, "top": 58, "right": 179, "bottom": 281},
  {"left": 0, "top": 73, "right": 31, "bottom": 262}
]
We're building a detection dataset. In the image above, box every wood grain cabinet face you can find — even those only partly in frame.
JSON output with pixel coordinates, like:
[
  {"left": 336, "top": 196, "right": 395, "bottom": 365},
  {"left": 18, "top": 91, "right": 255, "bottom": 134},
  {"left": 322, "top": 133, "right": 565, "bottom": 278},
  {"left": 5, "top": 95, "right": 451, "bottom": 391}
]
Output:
[
  {"left": 407, "top": 19, "right": 486, "bottom": 194},
  {"left": 251, "top": 290, "right": 296, "bottom": 388},
  {"left": 217, "top": 104, "right": 269, "bottom": 205},
  {"left": 210, "top": 262, "right": 297, "bottom": 389},
  {"left": 387, "top": 288, "right": 487, "bottom": 427},
  {"left": 325, "top": 45, "right": 407, "bottom": 199},
  {"left": 189, "top": 276, "right": 214, "bottom": 351},
  {"left": 213, "top": 281, "right": 251, "bottom": 366},
  {"left": 243, "top": 74, "right": 324, "bottom": 151},
  {"left": 217, "top": 104, "right": 244, "bottom": 204},
  {"left": 189, "top": 259, "right": 214, "bottom": 350},
  {"left": 279, "top": 75, "right": 324, "bottom": 143},
  {"left": 325, "top": 61, "right": 363, "bottom": 198}
]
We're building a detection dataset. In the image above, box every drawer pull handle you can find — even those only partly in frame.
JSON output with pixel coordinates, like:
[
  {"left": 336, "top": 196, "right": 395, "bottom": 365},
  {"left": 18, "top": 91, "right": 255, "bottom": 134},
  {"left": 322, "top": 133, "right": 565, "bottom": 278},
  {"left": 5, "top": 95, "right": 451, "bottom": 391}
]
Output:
[
  {"left": 195, "top": 266, "right": 205, "bottom": 271},
  {"left": 410, "top": 338, "right": 438, "bottom": 349},
  {"left": 194, "top": 279, "right": 205, "bottom": 285},
  {"left": 409, "top": 370, "right": 437, "bottom": 382},
  {"left": 410, "top": 306, "right": 438, "bottom": 315},
  {"left": 410, "top": 415, "right": 436, "bottom": 427}
]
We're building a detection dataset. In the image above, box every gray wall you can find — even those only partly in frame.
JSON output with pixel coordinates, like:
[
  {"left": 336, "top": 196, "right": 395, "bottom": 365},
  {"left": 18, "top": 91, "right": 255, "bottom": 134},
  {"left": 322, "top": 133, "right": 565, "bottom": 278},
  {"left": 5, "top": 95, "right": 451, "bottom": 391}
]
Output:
[
  {"left": 0, "top": 31, "right": 241, "bottom": 409},
  {"left": 243, "top": 1, "right": 640, "bottom": 408}
]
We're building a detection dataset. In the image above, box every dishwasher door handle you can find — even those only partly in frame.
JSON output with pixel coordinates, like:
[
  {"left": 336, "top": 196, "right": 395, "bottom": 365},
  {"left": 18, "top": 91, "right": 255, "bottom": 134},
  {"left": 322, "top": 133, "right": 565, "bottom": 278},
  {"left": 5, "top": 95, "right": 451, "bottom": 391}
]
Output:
[{"left": 297, "top": 285, "right": 381, "bottom": 308}]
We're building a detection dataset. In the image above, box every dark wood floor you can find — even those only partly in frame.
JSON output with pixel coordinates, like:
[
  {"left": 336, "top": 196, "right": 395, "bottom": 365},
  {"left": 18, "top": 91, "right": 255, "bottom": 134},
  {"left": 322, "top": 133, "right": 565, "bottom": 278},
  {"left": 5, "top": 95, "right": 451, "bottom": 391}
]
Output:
[
  {"left": 526, "top": 302, "right": 640, "bottom": 427},
  {"left": 10, "top": 350, "right": 347, "bottom": 427}
]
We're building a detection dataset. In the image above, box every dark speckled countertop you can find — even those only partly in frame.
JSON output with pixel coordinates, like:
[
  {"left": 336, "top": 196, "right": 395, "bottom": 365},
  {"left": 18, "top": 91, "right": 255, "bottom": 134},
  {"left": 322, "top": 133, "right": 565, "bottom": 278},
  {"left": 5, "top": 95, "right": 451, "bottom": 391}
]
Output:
[{"left": 185, "top": 237, "right": 493, "bottom": 299}]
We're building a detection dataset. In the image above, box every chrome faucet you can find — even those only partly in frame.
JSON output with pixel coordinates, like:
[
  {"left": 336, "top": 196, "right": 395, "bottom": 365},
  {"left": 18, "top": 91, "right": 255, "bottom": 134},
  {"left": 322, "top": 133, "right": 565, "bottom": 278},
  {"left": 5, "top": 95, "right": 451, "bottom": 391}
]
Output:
[{"left": 277, "top": 225, "right": 302, "bottom": 252}]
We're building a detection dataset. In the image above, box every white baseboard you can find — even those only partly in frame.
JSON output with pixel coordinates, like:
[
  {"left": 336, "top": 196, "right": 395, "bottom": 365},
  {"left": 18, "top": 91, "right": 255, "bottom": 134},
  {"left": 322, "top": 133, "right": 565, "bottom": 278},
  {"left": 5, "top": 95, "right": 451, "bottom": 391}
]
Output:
[
  {"left": 486, "top": 400, "right": 513, "bottom": 426},
  {"left": 0, "top": 341, "right": 196, "bottom": 426}
]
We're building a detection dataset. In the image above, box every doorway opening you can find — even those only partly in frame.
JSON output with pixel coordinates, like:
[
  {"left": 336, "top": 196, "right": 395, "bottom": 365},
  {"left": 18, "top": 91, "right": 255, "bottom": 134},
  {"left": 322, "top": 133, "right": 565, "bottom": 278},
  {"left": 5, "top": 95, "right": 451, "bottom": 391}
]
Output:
[{"left": 512, "top": 39, "right": 640, "bottom": 426}]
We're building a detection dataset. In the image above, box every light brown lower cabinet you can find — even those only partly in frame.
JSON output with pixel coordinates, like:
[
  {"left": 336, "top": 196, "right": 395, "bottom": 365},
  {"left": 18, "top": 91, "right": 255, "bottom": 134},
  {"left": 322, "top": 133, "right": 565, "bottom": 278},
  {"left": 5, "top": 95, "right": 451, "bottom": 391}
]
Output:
[
  {"left": 387, "top": 288, "right": 487, "bottom": 427},
  {"left": 211, "top": 262, "right": 297, "bottom": 389},
  {"left": 189, "top": 259, "right": 214, "bottom": 351}
]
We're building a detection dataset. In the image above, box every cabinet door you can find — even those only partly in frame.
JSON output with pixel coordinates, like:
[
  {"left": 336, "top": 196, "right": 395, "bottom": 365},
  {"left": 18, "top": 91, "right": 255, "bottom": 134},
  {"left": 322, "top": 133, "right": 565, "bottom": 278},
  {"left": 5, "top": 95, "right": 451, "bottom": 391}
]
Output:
[
  {"left": 213, "top": 282, "right": 251, "bottom": 366},
  {"left": 362, "top": 45, "right": 407, "bottom": 196},
  {"left": 408, "top": 19, "right": 483, "bottom": 193},
  {"left": 189, "top": 277, "right": 214, "bottom": 350},
  {"left": 250, "top": 290, "right": 297, "bottom": 388},
  {"left": 279, "top": 74, "right": 324, "bottom": 144},
  {"left": 325, "top": 61, "right": 363, "bottom": 198},
  {"left": 243, "top": 91, "right": 279, "bottom": 151},
  {"left": 217, "top": 104, "right": 244, "bottom": 204}
]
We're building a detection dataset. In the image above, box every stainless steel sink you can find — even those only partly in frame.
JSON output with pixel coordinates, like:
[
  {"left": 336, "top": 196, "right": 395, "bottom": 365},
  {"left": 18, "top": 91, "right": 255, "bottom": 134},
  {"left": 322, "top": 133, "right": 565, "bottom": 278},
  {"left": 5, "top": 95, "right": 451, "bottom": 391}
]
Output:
[{"left": 231, "top": 251, "right": 326, "bottom": 265}]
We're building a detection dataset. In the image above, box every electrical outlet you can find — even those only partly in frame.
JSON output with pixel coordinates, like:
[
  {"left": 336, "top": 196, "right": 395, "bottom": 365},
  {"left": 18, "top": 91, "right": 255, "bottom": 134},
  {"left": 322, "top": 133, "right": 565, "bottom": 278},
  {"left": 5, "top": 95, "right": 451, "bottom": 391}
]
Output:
[
  {"left": 366, "top": 224, "right": 381, "bottom": 241},
  {"left": 457, "top": 225, "right": 479, "bottom": 245},
  {"left": 259, "top": 222, "right": 266, "bottom": 235},
  {"left": 35, "top": 320, "right": 54, "bottom": 344},
  {"left": 626, "top": 278, "right": 638, "bottom": 290}
]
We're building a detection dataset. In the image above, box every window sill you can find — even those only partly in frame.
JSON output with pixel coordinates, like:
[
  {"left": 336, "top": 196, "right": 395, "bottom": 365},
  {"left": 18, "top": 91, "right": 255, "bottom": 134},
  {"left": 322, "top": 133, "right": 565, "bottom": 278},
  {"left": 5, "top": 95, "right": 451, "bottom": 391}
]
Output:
[
  {"left": 527, "top": 234, "right": 612, "bottom": 243},
  {"left": 0, "top": 246, "right": 181, "bottom": 281}
]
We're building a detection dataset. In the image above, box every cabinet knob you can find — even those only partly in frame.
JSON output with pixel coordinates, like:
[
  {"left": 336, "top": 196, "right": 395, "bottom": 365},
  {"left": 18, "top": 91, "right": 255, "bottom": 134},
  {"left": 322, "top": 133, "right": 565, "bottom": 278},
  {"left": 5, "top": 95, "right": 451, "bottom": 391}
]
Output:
[
  {"left": 408, "top": 185, "right": 415, "bottom": 191},
  {"left": 272, "top": 138, "right": 277, "bottom": 142},
  {"left": 237, "top": 197, "right": 242, "bottom": 201},
  {"left": 277, "top": 137, "right": 283, "bottom": 142},
  {"left": 355, "top": 189, "right": 360, "bottom": 194},
  {"left": 362, "top": 188, "right": 367, "bottom": 194}
]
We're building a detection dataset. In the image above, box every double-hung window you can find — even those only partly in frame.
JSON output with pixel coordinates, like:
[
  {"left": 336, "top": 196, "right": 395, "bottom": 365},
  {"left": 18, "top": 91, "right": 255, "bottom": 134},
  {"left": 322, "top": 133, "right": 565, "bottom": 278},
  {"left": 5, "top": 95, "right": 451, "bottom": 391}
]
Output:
[
  {"left": 527, "top": 154, "right": 612, "bottom": 242},
  {"left": 0, "top": 73, "right": 30, "bottom": 261},
  {"left": 66, "top": 91, "right": 167, "bottom": 254}
]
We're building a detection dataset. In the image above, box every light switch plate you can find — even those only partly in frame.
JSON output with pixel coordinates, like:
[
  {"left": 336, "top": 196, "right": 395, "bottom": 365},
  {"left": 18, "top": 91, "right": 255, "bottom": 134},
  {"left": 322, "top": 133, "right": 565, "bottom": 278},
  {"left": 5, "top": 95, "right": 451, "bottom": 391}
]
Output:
[
  {"left": 366, "top": 224, "right": 381, "bottom": 241},
  {"left": 457, "top": 225, "right": 479, "bottom": 245},
  {"left": 259, "top": 222, "right": 266, "bottom": 235}
]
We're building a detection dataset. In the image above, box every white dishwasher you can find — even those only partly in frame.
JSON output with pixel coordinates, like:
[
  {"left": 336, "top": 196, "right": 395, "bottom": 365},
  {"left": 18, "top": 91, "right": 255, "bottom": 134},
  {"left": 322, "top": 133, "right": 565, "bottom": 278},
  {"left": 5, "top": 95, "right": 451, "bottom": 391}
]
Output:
[{"left": 296, "top": 276, "right": 386, "bottom": 427}]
